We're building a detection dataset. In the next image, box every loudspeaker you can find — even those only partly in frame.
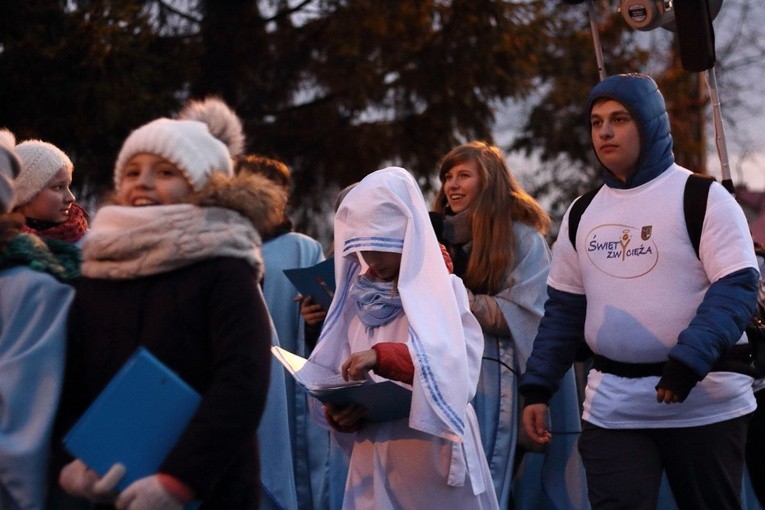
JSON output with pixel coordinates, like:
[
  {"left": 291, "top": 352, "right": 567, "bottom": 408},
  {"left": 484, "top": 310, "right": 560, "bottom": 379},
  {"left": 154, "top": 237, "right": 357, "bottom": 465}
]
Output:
[
  {"left": 619, "top": 0, "right": 723, "bottom": 71},
  {"left": 673, "top": 0, "right": 716, "bottom": 71}
]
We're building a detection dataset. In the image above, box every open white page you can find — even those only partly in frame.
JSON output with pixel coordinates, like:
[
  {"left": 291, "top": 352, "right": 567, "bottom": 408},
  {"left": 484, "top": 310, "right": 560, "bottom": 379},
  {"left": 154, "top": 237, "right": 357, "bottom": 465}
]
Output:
[{"left": 271, "top": 346, "right": 364, "bottom": 391}]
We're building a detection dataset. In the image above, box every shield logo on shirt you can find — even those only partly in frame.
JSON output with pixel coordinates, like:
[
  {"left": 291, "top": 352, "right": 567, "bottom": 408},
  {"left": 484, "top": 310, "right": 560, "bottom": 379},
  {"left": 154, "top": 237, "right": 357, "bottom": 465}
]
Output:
[{"left": 641, "top": 225, "right": 652, "bottom": 240}]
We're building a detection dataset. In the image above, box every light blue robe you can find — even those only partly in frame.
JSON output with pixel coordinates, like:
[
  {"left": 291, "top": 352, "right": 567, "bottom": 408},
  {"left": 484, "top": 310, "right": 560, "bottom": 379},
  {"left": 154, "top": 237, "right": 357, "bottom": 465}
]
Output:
[
  {"left": 0, "top": 266, "right": 72, "bottom": 510},
  {"left": 471, "top": 223, "right": 587, "bottom": 508},
  {"left": 258, "top": 291, "right": 298, "bottom": 510},
  {"left": 260, "top": 232, "right": 329, "bottom": 510},
  {"left": 513, "top": 366, "right": 589, "bottom": 510}
]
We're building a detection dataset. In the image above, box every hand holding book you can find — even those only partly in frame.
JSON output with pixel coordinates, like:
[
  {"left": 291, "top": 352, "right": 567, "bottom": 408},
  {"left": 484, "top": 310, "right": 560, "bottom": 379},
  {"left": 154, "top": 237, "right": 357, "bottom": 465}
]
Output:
[
  {"left": 116, "top": 475, "right": 186, "bottom": 510},
  {"left": 324, "top": 401, "right": 366, "bottom": 433},
  {"left": 271, "top": 346, "right": 412, "bottom": 423},
  {"left": 284, "top": 258, "right": 335, "bottom": 310},
  {"left": 58, "top": 459, "right": 125, "bottom": 503},
  {"left": 62, "top": 348, "right": 202, "bottom": 509}
]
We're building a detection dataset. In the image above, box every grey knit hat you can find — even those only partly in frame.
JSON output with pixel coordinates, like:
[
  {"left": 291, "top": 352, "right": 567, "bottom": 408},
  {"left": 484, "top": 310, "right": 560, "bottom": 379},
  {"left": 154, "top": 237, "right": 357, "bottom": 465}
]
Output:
[{"left": 14, "top": 139, "right": 73, "bottom": 206}]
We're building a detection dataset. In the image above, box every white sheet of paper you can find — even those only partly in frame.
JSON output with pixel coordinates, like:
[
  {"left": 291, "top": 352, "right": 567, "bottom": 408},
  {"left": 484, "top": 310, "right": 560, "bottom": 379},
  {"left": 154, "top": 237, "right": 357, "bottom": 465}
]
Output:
[{"left": 271, "top": 345, "right": 364, "bottom": 390}]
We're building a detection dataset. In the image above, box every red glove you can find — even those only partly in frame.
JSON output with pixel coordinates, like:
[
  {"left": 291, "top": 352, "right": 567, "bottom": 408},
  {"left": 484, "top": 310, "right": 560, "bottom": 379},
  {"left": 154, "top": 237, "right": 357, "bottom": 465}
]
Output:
[{"left": 116, "top": 475, "right": 184, "bottom": 510}]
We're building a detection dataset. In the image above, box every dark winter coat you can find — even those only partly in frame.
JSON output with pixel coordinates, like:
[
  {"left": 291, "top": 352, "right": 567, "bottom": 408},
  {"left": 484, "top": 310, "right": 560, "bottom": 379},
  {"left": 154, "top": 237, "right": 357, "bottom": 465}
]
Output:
[{"left": 56, "top": 256, "right": 271, "bottom": 508}]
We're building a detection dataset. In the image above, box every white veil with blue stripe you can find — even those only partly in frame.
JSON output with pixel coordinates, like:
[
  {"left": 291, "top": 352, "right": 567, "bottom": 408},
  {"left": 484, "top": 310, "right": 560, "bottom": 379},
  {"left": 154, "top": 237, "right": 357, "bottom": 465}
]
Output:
[{"left": 309, "top": 167, "right": 477, "bottom": 443}]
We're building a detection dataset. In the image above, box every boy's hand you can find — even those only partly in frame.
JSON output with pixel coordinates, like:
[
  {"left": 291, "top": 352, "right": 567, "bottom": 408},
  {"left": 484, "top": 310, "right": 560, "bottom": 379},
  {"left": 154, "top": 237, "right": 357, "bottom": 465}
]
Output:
[{"left": 521, "top": 404, "right": 552, "bottom": 445}]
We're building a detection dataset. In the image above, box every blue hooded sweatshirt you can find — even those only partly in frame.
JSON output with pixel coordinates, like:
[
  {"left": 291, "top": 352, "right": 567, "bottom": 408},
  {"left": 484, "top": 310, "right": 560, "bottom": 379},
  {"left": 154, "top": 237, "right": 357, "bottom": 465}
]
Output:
[{"left": 588, "top": 73, "right": 674, "bottom": 189}]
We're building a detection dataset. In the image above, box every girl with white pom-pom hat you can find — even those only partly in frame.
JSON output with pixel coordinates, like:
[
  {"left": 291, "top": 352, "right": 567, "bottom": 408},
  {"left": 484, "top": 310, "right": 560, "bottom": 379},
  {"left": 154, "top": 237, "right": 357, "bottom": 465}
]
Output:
[{"left": 52, "top": 97, "right": 286, "bottom": 510}]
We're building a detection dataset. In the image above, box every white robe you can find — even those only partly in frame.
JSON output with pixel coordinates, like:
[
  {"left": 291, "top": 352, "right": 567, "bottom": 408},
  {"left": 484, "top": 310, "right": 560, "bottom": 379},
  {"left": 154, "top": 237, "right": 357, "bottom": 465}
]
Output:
[{"left": 330, "top": 277, "right": 497, "bottom": 510}]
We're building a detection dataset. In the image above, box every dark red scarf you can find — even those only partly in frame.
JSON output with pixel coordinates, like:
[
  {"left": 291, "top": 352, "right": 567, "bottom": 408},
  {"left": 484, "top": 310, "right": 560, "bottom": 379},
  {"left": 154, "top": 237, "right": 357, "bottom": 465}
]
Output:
[{"left": 22, "top": 202, "right": 89, "bottom": 243}]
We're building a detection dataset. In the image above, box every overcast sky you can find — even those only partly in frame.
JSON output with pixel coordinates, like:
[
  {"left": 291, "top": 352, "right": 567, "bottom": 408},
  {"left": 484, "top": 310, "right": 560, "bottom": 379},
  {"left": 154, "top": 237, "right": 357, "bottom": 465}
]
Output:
[{"left": 693, "top": 0, "right": 765, "bottom": 190}]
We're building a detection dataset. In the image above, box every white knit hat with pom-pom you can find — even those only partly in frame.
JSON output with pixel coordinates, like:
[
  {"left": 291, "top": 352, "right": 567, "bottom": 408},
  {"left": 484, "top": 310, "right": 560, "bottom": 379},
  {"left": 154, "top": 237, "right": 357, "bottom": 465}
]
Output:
[{"left": 114, "top": 97, "right": 245, "bottom": 191}]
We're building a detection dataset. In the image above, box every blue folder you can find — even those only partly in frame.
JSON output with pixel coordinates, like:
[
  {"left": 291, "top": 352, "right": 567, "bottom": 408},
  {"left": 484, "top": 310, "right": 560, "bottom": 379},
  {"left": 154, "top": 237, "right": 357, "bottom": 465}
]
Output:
[
  {"left": 310, "top": 380, "right": 412, "bottom": 422},
  {"left": 63, "top": 347, "right": 202, "bottom": 494},
  {"left": 283, "top": 258, "right": 336, "bottom": 310}
]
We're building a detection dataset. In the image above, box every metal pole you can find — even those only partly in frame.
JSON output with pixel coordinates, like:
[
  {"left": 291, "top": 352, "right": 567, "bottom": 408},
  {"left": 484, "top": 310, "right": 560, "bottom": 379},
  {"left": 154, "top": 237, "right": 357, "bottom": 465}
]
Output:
[
  {"left": 704, "top": 66, "right": 735, "bottom": 194},
  {"left": 587, "top": 0, "right": 607, "bottom": 80}
]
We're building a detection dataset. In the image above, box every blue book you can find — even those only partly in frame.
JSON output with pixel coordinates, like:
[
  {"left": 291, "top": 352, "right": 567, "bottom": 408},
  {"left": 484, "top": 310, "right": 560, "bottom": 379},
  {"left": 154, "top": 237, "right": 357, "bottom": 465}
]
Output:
[
  {"left": 63, "top": 347, "right": 202, "bottom": 497},
  {"left": 283, "top": 258, "right": 336, "bottom": 310}
]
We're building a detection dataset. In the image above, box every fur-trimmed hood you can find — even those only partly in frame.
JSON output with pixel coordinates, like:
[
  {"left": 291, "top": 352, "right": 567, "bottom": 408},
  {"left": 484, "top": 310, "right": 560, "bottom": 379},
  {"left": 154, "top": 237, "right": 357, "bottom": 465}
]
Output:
[{"left": 189, "top": 171, "right": 287, "bottom": 238}]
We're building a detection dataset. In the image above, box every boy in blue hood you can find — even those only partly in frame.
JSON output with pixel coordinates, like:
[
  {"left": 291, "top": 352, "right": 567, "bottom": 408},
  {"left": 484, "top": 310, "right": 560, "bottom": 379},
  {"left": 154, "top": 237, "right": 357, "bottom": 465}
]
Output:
[{"left": 519, "top": 73, "right": 760, "bottom": 509}]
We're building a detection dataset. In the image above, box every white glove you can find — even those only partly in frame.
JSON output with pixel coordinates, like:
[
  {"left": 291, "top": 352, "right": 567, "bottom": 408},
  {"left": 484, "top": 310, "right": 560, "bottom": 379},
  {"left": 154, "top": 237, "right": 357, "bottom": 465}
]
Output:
[
  {"left": 59, "top": 459, "right": 125, "bottom": 503},
  {"left": 115, "top": 475, "right": 184, "bottom": 510}
]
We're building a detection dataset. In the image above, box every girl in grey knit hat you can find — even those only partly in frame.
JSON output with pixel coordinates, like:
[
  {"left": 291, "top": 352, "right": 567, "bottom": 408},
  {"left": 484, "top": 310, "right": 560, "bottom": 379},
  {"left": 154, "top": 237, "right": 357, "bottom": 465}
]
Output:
[{"left": 13, "top": 138, "right": 89, "bottom": 244}]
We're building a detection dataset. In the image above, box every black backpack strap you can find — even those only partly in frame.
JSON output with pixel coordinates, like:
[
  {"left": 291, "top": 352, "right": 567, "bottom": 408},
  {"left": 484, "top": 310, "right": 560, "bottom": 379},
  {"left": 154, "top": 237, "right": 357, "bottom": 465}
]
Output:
[
  {"left": 568, "top": 185, "right": 603, "bottom": 251},
  {"left": 568, "top": 176, "right": 713, "bottom": 258},
  {"left": 683, "top": 173, "right": 714, "bottom": 260}
]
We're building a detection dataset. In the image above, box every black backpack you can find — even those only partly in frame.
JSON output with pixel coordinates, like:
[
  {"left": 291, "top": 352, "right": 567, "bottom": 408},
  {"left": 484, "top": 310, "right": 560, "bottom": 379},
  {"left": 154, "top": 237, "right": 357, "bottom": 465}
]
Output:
[{"left": 567, "top": 174, "right": 765, "bottom": 378}]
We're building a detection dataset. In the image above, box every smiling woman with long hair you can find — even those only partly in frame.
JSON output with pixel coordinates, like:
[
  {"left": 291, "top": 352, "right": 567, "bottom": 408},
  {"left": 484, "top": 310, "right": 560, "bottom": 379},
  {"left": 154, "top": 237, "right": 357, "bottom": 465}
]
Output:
[
  {"left": 432, "top": 141, "right": 586, "bottom": 508},
  {"left": 433, "top": 141, "right": 549, "bottom": 295}
]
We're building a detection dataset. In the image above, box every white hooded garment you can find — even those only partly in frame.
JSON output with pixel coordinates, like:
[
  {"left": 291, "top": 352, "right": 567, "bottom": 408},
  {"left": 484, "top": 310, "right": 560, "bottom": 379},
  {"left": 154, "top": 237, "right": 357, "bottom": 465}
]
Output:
[{"left": 309, "top": 167, "right": 498, "bottom": 510}]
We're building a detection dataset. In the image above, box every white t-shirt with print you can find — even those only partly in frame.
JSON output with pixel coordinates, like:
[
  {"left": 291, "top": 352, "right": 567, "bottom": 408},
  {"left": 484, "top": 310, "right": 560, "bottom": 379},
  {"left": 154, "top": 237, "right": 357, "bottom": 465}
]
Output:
[{"left": 550, "top": 164, "right": 757, "bottom": 428}]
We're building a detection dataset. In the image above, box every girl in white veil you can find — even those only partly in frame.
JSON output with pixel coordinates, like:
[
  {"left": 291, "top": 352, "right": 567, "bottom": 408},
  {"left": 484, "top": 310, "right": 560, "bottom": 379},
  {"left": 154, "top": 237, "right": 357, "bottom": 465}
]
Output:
[{"left": 309, "top": 167, "right": 498, "bottom": 509}]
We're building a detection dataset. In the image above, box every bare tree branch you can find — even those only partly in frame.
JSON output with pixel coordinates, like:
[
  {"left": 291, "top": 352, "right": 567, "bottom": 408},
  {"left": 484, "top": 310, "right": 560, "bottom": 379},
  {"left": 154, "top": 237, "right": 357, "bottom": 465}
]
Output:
[{"left": 156, "top": 0, "right": 202, "bottom": 24}]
